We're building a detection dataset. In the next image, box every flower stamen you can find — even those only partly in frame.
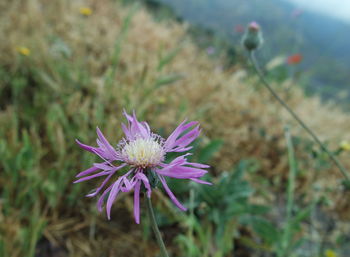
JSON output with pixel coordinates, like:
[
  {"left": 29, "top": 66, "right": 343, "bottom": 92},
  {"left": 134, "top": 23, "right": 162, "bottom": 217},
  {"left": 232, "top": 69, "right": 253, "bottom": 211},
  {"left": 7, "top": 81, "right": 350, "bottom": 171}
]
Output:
[{"left": 121, "top": 137, "right": 165, "bottom": 168}]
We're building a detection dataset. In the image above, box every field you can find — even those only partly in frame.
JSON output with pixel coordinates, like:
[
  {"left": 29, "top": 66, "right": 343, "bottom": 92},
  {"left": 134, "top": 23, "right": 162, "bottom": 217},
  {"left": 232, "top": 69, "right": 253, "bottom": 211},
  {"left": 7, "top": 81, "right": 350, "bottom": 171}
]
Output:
[{"left": 1, "top": 0, "right": 350, "bottom": 256}]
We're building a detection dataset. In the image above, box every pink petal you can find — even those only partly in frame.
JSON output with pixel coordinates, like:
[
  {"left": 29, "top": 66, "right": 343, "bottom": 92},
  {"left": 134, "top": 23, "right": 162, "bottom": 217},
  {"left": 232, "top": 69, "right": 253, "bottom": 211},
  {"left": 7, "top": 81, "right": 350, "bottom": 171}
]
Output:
[
  {"left": 186, "top": 162, "right": 210, "bottom": 169},
  {"left": 173, "top": 126, "right": 200, "bottom": 148},
  {"left": 96, "top": 127, "right": 120, "bottom": 160},
  {"left": 123, "top": 109, "right": 133, "bottom": 122},
  {"left": 97, "top": 184, "right": 113, "bottom": 212},
  {"left": 76, "top": 165, "right": 100, "bottom": 178},
  {"left": 136, "top": 173, "right": 152, "bottom": 198},
  {"left": 120, "top": 177, "right": 132, "bottom": 192},
  {"left": 156, "top": 166, "right": 207, "bottom": 179},
  {"left": 134, "top": 181, "right": 141, "bottom": 224},
  {"left": 123, "top": 110, "right": 151, "bottom": 139},
  {"left": 86, "top": 172, "right": 114, "bottom": 197},
  {"left": 76, "top": 139, "right": 101, "bottom": 155},
  {"left": 164, "top": 120, "right": 199, "bottom": 151},
  {"left": 106, "top": 178, "right": 123, "bottom": 219},
  {"left": 141, "top": 121, "right": 151, "bottom": 136},
  {"left": 170, "top": 146, "right": 193, "bottom": 152},
  {"left": 74, "top": 171, "right": 111, "bottom": 183},
  {"left": 159, "top": 175, "right": 187, "bottom": 211},
  {"left": 93, "top": 162, "right": 115, "bottom": 171},
  {"left": 131, "top": 112, "right": 150, "bottom": 138},
  {"left": 121, "top": 123, "right": 132, "bottom": 140}
]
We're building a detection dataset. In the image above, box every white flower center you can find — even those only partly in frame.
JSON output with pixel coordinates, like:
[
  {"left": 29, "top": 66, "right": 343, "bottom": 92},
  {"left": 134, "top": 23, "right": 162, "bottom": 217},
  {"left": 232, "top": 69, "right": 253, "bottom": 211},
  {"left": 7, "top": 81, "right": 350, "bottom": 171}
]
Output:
[{"left": 121, "top": 137, "right": 164, "bottom": 168}]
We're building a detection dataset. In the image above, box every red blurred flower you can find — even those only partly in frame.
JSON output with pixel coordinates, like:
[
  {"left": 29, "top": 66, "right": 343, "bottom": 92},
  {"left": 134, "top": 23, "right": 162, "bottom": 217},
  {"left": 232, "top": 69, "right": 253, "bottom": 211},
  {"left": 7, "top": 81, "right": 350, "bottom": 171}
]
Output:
[{"left": 287, "top": 54, "right": 303, "bottom": 65}]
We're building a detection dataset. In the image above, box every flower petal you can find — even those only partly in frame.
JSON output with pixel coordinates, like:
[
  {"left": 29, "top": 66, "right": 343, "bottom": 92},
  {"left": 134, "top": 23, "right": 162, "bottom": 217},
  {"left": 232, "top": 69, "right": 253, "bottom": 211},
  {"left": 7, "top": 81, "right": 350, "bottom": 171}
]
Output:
[
  {"left": 134, "top": 181, "right": 141, "bottom": 224},
  {"left": 186, "top": 162, "right": 210, "bottom": 169},
  {"left": 120, "top": 177, "right": 131, "bottom": 192},
  {"left": 171, "top": 126, "right": 200, "bottom": 149},
  {"left": 74, "top": 170, "right": 111, "bottom": 183},
  {"left": 76, "top": 165, "right": 100, "bottom": 178},
  {"left": 141, "top": 121, "right": 151, "bottom": 136},
  {"left": 136, "top": 173, "right": 152, "bottom": 198},
  {"left": 85, "top": 164, "right": 127, "bottom": 197},
  {"left": 123, "top": 109, "right": 134, "bottom": 123},
  {"left": 76, "top": 139, "right": 102, "bottom": 155},
  {"left": 123, "top": 110, "right": 150, "bottom": 139},
  {"left": 86, "top": 172, "right": 114, "bottom": 197},
  {"left": 121, "top": 123, "right": 132, "bottom": 140},
  {"left": 131, "top": 112, "right": 150, "bottom": 138},
  {"left": 97, "top": 184, "right": 113, "bottom": 212},
  {"left": 159, "top": 175, "right": 187, "bottom": 211},
  {"left": 106, "top": 178, "right": 123, "bottom": 219},
  {"left": 158, "top": 154, "right": 189, "bottom": 169},
  {"left": 164, "top": 120, "right": 199, "bottom": 152},
  {"left": 93, "top": 162, "right": 115, "bottom": 171},
  {"left": 75, "top": 163, "right": 126, "bottom": 183},
  {"left": 96, "top": 127, "right": 120, "bottom": 160},
  {"left": 156, "top": 165, "right": 207, "bottom": 179}
]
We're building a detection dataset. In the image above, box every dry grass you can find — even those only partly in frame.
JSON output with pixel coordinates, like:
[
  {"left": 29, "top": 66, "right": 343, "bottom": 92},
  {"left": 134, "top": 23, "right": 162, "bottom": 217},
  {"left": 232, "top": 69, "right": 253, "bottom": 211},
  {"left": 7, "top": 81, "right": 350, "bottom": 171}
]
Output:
[{"left": 1, "top": 0, "right": 350, "bottom": 256}]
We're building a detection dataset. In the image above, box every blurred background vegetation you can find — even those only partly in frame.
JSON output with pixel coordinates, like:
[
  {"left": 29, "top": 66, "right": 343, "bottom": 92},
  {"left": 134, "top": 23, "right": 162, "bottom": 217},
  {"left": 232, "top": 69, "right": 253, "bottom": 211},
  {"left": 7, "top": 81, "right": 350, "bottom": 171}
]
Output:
[
  {"left": 144, "top": 0, "right": 350, "bottom": 103},
  {"left": 1, "top": 0, "right": 350, "bottom": 256}
]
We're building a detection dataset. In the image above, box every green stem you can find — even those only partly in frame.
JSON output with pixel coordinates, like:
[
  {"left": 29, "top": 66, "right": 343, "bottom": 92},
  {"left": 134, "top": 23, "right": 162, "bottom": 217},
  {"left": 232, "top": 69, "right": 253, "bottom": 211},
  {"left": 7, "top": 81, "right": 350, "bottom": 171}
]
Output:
[
  {"left": 145, "top": 196, "right": 169, "bottom": 257},
  {"left": 285, "top": 128, "right": 296, "bottom": 226},
  {"left": 279, "top": 127, "right": 297, "bottom": 257},
  {"left": 248, "top": 51, "right": 350, "bottom": 182}
]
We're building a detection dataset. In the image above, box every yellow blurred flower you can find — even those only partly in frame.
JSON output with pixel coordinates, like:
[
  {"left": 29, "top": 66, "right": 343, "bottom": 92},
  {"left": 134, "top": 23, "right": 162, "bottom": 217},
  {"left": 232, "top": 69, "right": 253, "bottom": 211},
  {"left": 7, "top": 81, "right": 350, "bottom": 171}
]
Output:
[
  {"left": 79, "top": 7, "right": 92, "bottom": 16},
  {"left": 157, "top": 96, "right": 167, "bottom": 104},
  {"left": 340, "top": 140, "right": 350, "bottom": 151},
  {"left": 16, "top": 46, "right": 31, "bottom": 56},
  {"left": 325, "top": 249, "right": 337, "bottom": 257}
]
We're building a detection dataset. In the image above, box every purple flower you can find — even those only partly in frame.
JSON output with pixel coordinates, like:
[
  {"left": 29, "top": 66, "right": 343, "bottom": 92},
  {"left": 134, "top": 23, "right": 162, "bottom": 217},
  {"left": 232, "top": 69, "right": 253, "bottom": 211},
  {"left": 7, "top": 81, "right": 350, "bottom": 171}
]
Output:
[
  {"left": 74, "top": 111, "right": 211, "bottom": 223},
  {"left": 206, "top": 46, "right": 215, "bottom": 55}
]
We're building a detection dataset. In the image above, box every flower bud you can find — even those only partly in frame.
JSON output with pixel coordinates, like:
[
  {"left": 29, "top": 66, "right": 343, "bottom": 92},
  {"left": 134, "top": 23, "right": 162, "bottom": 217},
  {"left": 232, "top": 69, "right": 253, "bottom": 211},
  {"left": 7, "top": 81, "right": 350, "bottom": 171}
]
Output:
[{"left": 242, "top": 21, "right": 263, "bottom": 51}]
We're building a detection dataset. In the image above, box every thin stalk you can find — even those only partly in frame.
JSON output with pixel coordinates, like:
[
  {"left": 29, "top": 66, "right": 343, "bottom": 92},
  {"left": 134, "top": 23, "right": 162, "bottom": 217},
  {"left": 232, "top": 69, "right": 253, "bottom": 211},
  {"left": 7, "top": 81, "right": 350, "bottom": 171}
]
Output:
[
  {"left": 248, "top": 51, "right": 350, "bottom": 182},
  {"left": 285, "top": 127, "right": 296, "bottom": 230},
  {"left": 279, "top": 127, "right": 297, "bottom": 257},
  {"left": 188, "top": 188, "right": 196, "bottom": 256},
  {"left": 145, "top": 196, "right": 169, "bottom": 257}
]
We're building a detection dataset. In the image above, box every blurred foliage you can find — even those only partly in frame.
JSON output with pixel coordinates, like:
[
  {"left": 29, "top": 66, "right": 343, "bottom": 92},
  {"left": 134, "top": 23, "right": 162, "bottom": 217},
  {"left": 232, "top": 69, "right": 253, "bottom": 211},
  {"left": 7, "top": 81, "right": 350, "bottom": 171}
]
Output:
[{"left": 145, "top": 0, "right": 350, "bottom": 106}]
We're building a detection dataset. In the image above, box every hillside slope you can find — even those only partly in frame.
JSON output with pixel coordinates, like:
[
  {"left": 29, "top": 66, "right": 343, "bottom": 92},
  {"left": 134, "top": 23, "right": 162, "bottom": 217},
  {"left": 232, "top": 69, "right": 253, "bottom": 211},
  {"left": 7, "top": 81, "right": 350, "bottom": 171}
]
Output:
[{"left": 154, "top": 0, "right": 350, "bottom": 101}]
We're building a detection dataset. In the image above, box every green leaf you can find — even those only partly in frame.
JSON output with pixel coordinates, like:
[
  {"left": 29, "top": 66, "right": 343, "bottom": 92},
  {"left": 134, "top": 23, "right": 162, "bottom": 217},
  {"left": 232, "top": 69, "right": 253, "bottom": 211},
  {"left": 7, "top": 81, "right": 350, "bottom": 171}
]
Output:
[
  {"left": 246, "top": 216, "right": 279, "bottom": 245},
  {"left": 198, "top": 139, "right": 224, "bottom": 163},
  {"left": 290, "top": 202, "right": 315, "bottom": 228},
  {"left": 157, "top": 45, "right": 183, "bottom": 71},
  {"left": 153, "top": 73, "right": 183, "bottom": 89}
]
